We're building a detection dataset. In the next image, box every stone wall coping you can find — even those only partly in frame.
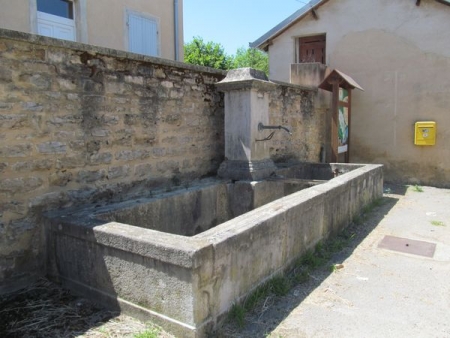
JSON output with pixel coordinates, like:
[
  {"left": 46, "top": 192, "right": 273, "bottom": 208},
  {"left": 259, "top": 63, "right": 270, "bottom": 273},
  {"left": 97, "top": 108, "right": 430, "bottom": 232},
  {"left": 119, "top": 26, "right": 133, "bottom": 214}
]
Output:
[
  {"left": 216, "top": 67, "right": 277, "bottom": 91},
  {"left": 270, "top": 79, "right": 317, "bottom": 92},
  {"left": 215, "top": 79, "right": 277, "bottom": 92},
  {"left": 219, "top": 67, "right": 269, "bottom": 81},
  {"left": 0, "top": 29, "right": 317, "bottom": 93},
  {"left": 0, "top": 28, "right": 227, "bottom": 77}
]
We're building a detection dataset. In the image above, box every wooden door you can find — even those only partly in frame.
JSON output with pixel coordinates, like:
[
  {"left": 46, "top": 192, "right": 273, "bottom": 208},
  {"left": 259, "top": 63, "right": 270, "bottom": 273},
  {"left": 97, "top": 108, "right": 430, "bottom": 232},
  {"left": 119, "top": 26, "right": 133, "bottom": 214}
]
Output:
[{"left": 298, "top": 35, "right": 326, "bottom": 63}]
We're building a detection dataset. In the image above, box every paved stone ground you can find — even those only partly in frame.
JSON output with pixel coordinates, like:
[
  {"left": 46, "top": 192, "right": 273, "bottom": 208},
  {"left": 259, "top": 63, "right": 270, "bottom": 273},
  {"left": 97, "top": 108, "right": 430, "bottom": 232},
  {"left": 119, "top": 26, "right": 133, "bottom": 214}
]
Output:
[{"left": 268, "top": 184, "right": 450, "bottom": 338}]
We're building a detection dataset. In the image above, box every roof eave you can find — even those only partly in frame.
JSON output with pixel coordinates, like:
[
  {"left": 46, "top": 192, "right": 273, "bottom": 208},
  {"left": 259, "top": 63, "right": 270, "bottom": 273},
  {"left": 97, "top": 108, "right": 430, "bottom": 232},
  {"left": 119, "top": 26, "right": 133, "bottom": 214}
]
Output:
[
  {"left": 318, "top": 69, "right": 364, "bottom": 92},
  {"left": 250, "top": 0, "right": 329, "bottom": 50}
]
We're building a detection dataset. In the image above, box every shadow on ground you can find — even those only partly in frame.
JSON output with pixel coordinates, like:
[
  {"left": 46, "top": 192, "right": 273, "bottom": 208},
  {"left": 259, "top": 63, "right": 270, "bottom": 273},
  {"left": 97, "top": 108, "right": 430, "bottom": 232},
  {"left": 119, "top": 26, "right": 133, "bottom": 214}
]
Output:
[
  {"left": 0, "top": 278, "right": 119, "bottom": 338},
  {"left": 215, "top": 184, "right": 407, "bottom": 337}
]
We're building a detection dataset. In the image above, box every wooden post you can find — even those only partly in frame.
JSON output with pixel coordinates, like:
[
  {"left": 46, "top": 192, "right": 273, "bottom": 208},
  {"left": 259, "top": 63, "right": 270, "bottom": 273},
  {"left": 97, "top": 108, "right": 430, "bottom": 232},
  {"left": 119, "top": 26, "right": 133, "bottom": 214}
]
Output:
[
  {"left": 345, "top": 89, "right": 352, "bottom": 163},
  {"left": 319, "top": 69, "right": 363, "bottom": 164},
  {"left": 328, "top": 75, "right": 341, "bottom": 163}
]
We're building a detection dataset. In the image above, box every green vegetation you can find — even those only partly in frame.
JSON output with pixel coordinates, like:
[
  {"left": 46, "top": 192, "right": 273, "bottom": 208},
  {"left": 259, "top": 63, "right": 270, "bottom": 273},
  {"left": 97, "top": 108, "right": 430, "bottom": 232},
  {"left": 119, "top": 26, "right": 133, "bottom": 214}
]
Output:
[
  {"left": 362, "top": 198, "right": 384, "bottom": 214},
  {"left": 352, "top": 214, "right": 363, "bottom": 225},
  {"left": 229, "top": 274, "right": 293, "bottom": 328},
  {"left": 269, "top": 275, "right": 291, "bottom": 297},
  {"left": 353, "top": 197, "right": 385, "bottom": 225},
  {"left": 232, "top": 47, "right": 269, "bottom": 75},
  {"left": 229, "top": 303, "right": 245, "bottom": 328},
  {"left": 292, "top": 269, "right": 309, "bottom": 284},
  {"left": 184, "top": 37, "right": 269, "bottom": 75},
  {"left": 184, "top": 37, "right": 232, "bottom": 70},
  {"left": 430, "top": 220, "right": 445, "bottom": 226},
  {"left": 134, "top": 326, "right": 160, "bottom": 338},
  {"left": 411, "top": 185, "right": 424, "bottom": 192}
]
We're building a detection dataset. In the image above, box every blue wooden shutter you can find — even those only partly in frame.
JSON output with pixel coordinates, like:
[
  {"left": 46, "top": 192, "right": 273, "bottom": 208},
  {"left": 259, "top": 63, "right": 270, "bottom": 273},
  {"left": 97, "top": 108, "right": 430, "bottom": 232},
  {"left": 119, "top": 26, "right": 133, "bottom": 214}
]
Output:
[{"left": 128, "top": 13, "right": 158, "bottom": 57}]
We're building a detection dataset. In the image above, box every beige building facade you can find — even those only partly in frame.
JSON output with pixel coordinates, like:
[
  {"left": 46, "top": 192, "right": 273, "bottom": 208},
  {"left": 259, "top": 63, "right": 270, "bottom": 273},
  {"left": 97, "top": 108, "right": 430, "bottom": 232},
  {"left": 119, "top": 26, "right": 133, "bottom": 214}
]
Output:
[
  {"left": 0, "top": 0, "right": 184, "bottom": 61},
  {"left": 252, "top": 0, "right": 450, "bottom": 187}
]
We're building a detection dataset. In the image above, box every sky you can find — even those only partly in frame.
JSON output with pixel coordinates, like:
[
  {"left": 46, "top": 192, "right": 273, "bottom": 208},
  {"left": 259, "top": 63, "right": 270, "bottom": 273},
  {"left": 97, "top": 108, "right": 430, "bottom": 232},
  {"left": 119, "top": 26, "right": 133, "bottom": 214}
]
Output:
[{"left": 183, "top": 0, "right": 308, "bottom": 55}]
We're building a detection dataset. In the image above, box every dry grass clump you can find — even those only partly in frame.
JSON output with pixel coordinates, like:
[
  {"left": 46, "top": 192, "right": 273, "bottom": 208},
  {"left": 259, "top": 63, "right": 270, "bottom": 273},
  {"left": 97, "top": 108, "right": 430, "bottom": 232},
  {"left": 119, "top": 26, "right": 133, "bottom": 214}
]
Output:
[{"left": 0, "top": 278, "right": 172, "bottom": 338}]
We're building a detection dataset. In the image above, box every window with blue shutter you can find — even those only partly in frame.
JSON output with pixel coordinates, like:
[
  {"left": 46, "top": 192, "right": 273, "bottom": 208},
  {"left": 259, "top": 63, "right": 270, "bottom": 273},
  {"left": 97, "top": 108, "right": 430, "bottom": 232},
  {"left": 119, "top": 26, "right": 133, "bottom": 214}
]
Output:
[{"left": 128, "top": 12, "right": 159, "bottom": 57}]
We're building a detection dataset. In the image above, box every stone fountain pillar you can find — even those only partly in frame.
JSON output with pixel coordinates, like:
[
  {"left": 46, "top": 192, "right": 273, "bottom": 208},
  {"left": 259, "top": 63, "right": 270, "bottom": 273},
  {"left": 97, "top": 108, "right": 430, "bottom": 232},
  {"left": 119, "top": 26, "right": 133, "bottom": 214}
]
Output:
[{"left": 216, "top": 68, "right": 277, "bottom": 180}]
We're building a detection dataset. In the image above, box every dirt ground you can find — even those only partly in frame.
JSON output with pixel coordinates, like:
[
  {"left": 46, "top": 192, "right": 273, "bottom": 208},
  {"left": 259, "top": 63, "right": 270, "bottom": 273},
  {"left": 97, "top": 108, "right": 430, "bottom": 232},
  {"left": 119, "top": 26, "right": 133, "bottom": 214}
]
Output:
[{"left": 0, "top": 184, "right": 405, "bottom": 338}]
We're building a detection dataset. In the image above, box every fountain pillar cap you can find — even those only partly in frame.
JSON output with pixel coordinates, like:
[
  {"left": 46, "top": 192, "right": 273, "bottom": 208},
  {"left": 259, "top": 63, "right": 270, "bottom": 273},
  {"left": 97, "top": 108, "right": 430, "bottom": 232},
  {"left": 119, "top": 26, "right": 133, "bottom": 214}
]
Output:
[{"left": 216, "top": 68, "right": 276, "bottom": 92}]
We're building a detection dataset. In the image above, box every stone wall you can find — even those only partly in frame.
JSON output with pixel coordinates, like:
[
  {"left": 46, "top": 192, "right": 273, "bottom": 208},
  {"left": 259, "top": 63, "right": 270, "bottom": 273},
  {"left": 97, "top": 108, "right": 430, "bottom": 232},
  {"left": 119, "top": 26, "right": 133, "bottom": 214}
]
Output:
[
  {"left": 0, "top": 29, "right": 226, "bottom": 292},
  {"left": 269, "top": 82, "right": 324, "bottom": 163},
  {"left": 0, "top": 29, "right": 323, "bottom": 293}
]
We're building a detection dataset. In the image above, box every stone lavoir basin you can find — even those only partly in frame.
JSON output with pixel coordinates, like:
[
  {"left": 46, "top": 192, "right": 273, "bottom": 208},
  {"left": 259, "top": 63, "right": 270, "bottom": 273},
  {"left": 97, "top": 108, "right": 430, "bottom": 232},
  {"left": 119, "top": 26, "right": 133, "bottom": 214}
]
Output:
[{"left": 44, "top": 162, "right": 382, "bottom": 337}]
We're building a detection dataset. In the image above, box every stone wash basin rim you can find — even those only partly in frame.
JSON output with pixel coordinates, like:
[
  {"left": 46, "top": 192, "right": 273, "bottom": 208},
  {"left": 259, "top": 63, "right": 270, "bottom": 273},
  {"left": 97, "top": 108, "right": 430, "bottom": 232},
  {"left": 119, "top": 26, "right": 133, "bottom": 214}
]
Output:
[{"left": 54, "top": 163, "right": 379, "bottom": 269}]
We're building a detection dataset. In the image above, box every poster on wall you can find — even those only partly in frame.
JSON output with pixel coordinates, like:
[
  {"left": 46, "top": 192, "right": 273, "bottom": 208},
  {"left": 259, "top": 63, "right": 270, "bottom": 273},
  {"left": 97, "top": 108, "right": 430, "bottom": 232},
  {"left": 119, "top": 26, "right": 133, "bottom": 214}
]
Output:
[{"left": 338, "top": 88, "right": 349, "bottom": 154}]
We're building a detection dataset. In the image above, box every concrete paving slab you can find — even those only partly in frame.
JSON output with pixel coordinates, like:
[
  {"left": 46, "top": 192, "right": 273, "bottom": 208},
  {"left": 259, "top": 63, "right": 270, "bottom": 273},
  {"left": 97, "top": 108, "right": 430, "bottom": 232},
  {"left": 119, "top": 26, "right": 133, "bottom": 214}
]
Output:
[{"left": 269, "top": 185, "right": 450, "bottom": 338}]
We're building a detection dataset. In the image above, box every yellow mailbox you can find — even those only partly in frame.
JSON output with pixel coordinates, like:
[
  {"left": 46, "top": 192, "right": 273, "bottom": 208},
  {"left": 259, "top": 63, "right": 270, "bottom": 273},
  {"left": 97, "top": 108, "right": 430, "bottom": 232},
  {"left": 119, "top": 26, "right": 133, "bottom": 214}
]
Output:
[{"left": 414, "top": 121, "right": 436, "bottom": 146}]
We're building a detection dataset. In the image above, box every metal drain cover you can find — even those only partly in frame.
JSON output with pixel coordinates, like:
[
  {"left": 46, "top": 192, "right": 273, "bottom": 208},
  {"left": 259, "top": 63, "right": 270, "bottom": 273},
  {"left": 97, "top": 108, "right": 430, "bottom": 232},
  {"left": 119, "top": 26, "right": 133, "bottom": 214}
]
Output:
[{"left": 378, "top": 235, "right": 436, "bottom": 258}]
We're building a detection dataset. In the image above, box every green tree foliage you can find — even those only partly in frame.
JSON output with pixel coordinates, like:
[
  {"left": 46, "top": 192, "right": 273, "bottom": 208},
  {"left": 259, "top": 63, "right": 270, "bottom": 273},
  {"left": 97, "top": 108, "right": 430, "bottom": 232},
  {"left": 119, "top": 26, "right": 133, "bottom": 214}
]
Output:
[
  {"left": 184, "top": 37, "right": 232, "bottom": 70},
  {"left": 231, "top": 47, "right": 269, "bottom": 75},
  {"left": 184, "top": 38, "right": 269, "bottom": 75}
]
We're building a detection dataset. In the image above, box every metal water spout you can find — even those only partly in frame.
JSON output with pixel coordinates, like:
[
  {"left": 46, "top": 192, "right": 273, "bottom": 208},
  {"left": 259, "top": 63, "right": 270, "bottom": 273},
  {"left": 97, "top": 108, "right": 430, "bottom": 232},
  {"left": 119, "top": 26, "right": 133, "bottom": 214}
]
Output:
[
  {"left": 256, "top": 123, "right": 292, "bottom": 142},
  {"left": 258, "top": 123, "right": 292, "bottom": 135}
]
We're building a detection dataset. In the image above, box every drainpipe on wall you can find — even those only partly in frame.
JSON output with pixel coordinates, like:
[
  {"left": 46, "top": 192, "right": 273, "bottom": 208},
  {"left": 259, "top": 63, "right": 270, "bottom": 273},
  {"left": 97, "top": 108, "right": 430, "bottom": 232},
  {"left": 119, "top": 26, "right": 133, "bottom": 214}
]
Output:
[{"left": 174, "top": 0, "right": 179, "bottom": 61}]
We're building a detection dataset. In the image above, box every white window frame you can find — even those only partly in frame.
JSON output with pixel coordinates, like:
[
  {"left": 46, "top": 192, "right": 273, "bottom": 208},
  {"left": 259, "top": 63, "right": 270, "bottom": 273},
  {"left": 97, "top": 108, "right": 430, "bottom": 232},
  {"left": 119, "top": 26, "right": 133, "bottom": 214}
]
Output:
[
  {"left": 125, "top": 9, "right": 161, "bottom": 57},
  {"left": 29, "top": 0, "right": 88, "bottom": 43},
  {"left": 37, "top": 11, "right": 76, "bottom": 41}
]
